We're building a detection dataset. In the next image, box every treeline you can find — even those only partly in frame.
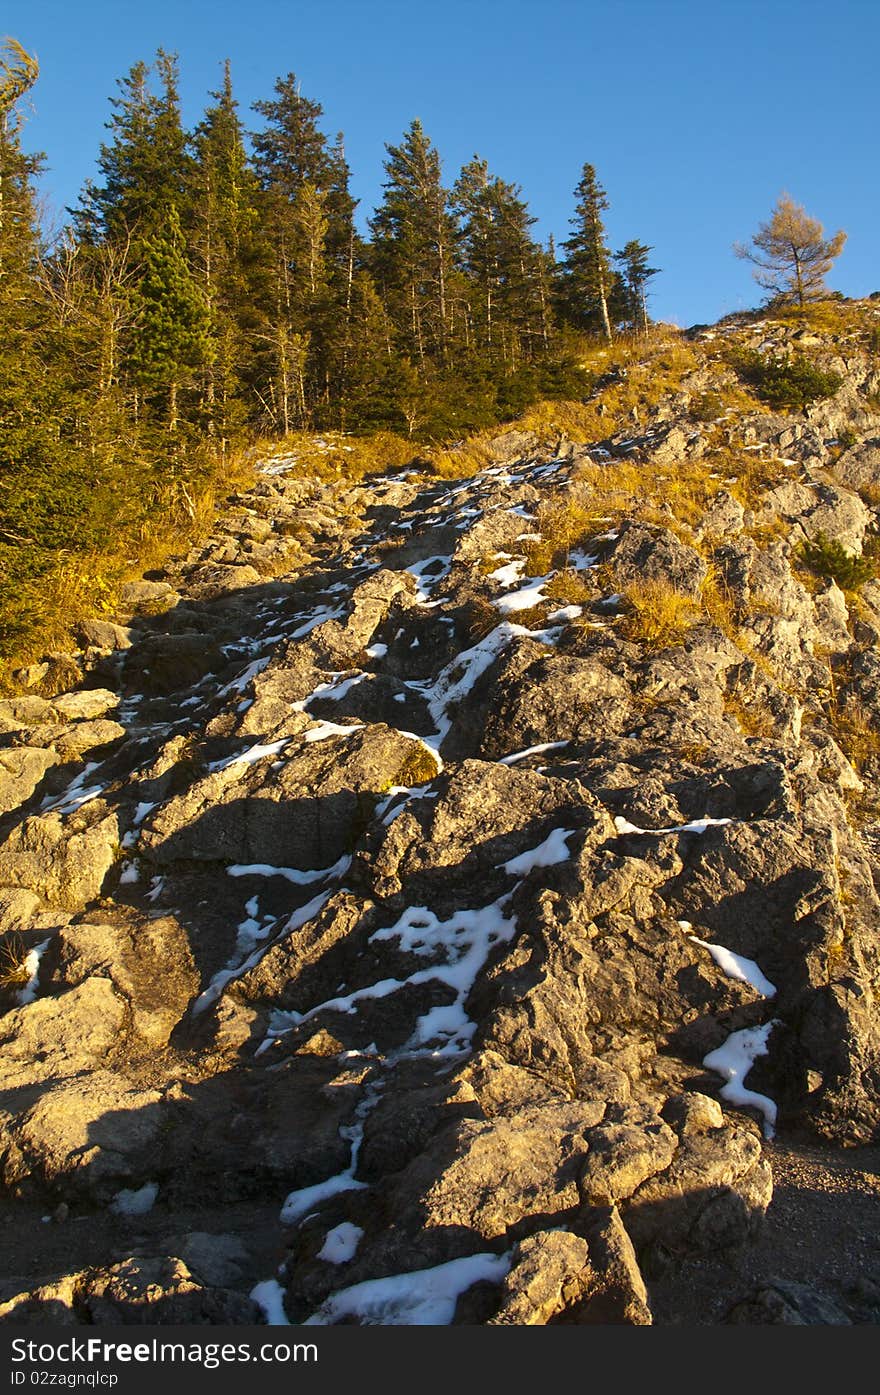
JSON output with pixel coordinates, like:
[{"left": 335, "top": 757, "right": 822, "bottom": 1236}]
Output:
[{"left": 0, "top": 38, "right": 657, "bottom": 655}]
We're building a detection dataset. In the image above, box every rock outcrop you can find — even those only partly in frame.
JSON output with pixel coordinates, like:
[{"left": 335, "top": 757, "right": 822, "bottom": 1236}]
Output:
[{"left": 2, "top": 302, "right": 880, "bottom": 1325}]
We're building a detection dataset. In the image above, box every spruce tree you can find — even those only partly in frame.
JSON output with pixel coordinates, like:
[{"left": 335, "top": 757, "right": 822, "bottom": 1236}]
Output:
[
  {"left": 127, "top": 207, "right": 213, "bottom": 431},
  {"left": 88, "top": 51, "right": 191, "bottom": 243},
  {"left": 558, "top": 163, "right": 615, "bottom": 341},
  {"left": 454, "top": 156, "right": 546, "bottom": 364},
  {"left": 613, "top": 240, "right": 659, "bottom": 334},
  {"left": 370, "top": 119, "right": 457, "bottom": 365},
  {"left": 191, "top": 61, "right": 264, "bottom": 437}
]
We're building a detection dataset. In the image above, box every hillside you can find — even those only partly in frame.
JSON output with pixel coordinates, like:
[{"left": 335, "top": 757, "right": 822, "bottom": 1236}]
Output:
[{"left": 1, "top": 300, "right": 880, "bottom": 1325}]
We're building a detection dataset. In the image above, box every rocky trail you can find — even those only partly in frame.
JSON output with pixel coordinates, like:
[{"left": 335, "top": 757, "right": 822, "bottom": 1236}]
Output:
[{"left": 2, "top": 307, "right": 880, "bottom": 1324}]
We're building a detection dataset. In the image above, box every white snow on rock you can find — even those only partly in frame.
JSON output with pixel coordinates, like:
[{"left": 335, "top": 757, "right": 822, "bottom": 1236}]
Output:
[
  {"left": 703, "top": 1021, "right": 780, "bottom": 1138},
  {"left": 501, "top": 827, "right": 576, "bottom": 875},
  {"left": 215, "top": 656, "right": 270, "bottom": 700},
  {"left": 110, "top": 1181, "right": 158, "bottom": 1216},
  {"left": 304, "top": 1251, "right": 511, "bottom": 1326},
  {"left": 303, "top": 720, "right": 365, "bottom": 744},
  {"left": 250, "top": 1278, "right": 290, "bottom": 1325},
  {"left": 209, "top": 738, "right": 288, "bottom": 773},
  {"left": 614, "top": 814, "right": 733, "bottom": 836},
  {"left": 488, "top": 558, "right": 526, "bottom": 587},
  {"left": 40, "top": 762, "right": 105, "bottom": 815},
  {"left": 192, "top": 890, "right": 333, "bottom": 1016},
  {"left": 498, "top": 741, "right": 570, "bottom": 766},
  {"left": 493, "top": 577, "right": 551, "bottom": 614},
  {"left": 685, "top": 927, "right": 777, "bottom": 998},
  {"left": 227, "top": 855, "right": 351, "bottom": 886},
  {"left": 15, "top": 939, "right": 50, "bottom": 1006},
  {"left": 317, "top": 1221, "right": 364, "bottom": 1265}
]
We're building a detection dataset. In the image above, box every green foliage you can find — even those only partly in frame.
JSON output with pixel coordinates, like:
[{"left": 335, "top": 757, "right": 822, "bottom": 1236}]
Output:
[
  {"left": 798, "top": 532, "right": 875, "bottom": 590},
  {"left": 689, "top": 390, "right": 724, "bottom": 422},
  {"left": 730, "top": 348, "right": 842, "bottom": 411}
]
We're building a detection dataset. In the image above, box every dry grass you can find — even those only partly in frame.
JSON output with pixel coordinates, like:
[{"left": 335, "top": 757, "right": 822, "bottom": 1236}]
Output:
[
  {"left": 0, "top": 933, "right": 30, "bottom": 991},
  {"left": 0, "top": 440, "right": 259, "bottom": 688},
  {"left": 545, "top": 571, "right": 595, "bottom": 606},
  {"left": 619, "top": 580, "right": 701, "bottom": 648},
  {"left": 523, "top": 495, "right": 598, "bottom": 573},
  {"left": 723, "top": 686, "right": 779, "bottom": 739},
  {"left": 430, "top": 439, "right": 493, "bottom": 479},
  {"left": 827, "top": 697, "right": 880, "bottom": 773},
  {"left": 264, "top": 429, "right": 420, "bottom": 482}
]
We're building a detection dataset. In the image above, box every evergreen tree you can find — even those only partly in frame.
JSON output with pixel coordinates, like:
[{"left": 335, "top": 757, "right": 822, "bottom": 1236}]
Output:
[
  {"left": 558, "top": 163, "right": 615, "bottom": 341},
  {"left": 87, "top": 50, "right": 191, "bottom": 243},
  {"left": 127, "top": 207, "right": 213, "bottom": 431},
  {"left": 370, "top": 120, "right": 458, "bottom": 365},
  {"left": 190, "top": 61, "right": 264, "bottom": 437},
  {"left": 249, "top": 73, "right": 359, "bottom": 428},
  {"left": 613, "top": 239, "right": 659, "bottom": 334},
  {"left": 454, "top": 156, "right": 547, "bottom": 364}
]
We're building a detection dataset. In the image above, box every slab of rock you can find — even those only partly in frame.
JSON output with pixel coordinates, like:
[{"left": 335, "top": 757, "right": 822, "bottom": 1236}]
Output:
[
  {"left": 74, "top": 618, "right": 133, "bottom": 651},
  {"left": 610, "top": 523, "right": 708, "bottom": 598},
  {"left": 0, "top": 806, "right": 120, "bottom": 910},
  {"left": 725, "top": 1279, "right": 852, "bottom": 1325},
  {"left": 141, "top": 724, "right": 431, "bottom": 870},
  {"left": 49, "top": 915, "right": 199, "bottom": 1046},
  {"left": 51, "top": 689, "right": 119, "bottom": 721},
  {"left": 0, "top": 1256, "right": 261, "bottom": 1325},
  {"left": 118, "top": 579, "right": 177, "bottom": 608},
  {"left": 0, "top": 747, "right": 60, "bottom": 814}
]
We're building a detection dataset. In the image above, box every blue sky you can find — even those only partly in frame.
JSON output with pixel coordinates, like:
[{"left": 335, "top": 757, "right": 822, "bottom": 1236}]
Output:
[{"left": 5, "top": 0, "right": 878, "bottom": 327}]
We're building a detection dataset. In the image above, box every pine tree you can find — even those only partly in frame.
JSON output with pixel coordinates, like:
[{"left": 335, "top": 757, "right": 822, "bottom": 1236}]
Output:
[
  {"left": 127, "top": 207, "right": 213, "bottom": 430},
  {"left": 613, "top": 240, "right": 659, "bottom": 334},
  {"left": 249, "top": 73, "right": 359, "bottom": 428},
  {"left": 370, "top": 119, "right": 458, "bottom": 366},
  {"left": 87, "top": 50, "right": 191, "bottom": 243},
  {"left": 734, "top": 194, "right": 846, "bottom": 307},
  {"left": 190, "top": 60, "right": 264, "bottom": 437},
  {"left": 558, "top": 163, "right": 615, "bottom": 341},
  {"left": 454, "top": 156, "right": 547, "bottom": 364}
]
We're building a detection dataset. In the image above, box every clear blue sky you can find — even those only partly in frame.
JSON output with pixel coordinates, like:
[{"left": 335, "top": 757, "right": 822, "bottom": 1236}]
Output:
[{"left": 5, "top": 0, "right": 879, "bottom": 327}]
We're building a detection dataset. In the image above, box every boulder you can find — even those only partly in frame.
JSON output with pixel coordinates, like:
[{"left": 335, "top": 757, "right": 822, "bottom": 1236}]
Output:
[{"left": 0, "top": 747, "right": 60, "bottom": 814}]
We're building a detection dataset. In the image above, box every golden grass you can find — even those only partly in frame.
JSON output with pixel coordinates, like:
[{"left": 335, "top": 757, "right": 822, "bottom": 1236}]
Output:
[
  {"left": 266, "top": 429, "right": 421, "bottom": 482},
  {"left": 826, "top": 697, "right": 880, "bottom": 773},
  {"left": 0, "top": 440, "right": 258, "bottom": 687},
  {"left": 544, "top": 571, "right": 595, "bottom": 606},
  {"left": 523, "top": 496, "right": 598, "bottom": 574},
  {"left": 0, "top": 933, "right": 30, "bottom": 990},
  {"left": 619, "top": 580, "right": 701, "bottom": 648}
]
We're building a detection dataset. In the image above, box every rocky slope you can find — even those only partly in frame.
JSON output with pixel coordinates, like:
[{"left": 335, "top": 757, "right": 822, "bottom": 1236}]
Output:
[{"left": 2, "top": 303, "right": 880, "bottom": 1325}]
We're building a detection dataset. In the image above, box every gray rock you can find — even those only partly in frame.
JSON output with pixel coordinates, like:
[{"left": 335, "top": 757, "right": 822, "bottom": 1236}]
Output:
[
  {"left": 0, "top": 806, "right": 121, "bottom": 910},
  {"left": 74, "top": 618, "right": 133, "bottom": 651},
  {"left": 141, "top": 725, "right": 431, "bottom": 870},
  {"left": 0, "top": 1256, "right": 262, "bottom": 1325},
  {"left": 610, "top": 523, "right": 708, "bottom": 598},
  {"left": 49, "top": 915, "right": 199, "bottom": 1046},
  {"left": 725, "top": 1278, "right": 852, "bottom": 1325},
  {"left": 0, "top": 747, "right": 60, "bottom": 814},
  {"left": 118, "top": 579, "right": 176, "bottom": 607},
  {"left": 51, "top": 689, "right": 119, "bottom": 721}
]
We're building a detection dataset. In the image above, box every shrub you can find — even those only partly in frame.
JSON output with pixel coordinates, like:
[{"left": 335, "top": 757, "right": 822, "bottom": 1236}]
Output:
[
  {"left": 731, "top": 349, "right": 842, "bottom": 411},
  {"left": 689, "top": 390, "right": 724, "bottom": 422},
  {"left": 798, "top": 532, "right": 875, "bottom": 590}
]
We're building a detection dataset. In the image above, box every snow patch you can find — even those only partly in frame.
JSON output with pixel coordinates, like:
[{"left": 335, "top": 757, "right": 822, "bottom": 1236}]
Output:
[
  {"left": 703, "top": 1022, "right": 780, "bottom": 1138},
  {"left": 110, "top": 1182, "right": 158, "bottom": 1216},
  {"left": 305, "top": 1251, "right": 511, "bottom": 1326},
  {"left": 317, "top": 1222, "right": 364, "bottom": 1265}
]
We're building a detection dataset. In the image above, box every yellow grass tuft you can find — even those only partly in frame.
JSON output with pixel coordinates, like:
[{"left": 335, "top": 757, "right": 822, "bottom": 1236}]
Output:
[{"left": 620, "top": 580, "right": 701, "bottom": 648}]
